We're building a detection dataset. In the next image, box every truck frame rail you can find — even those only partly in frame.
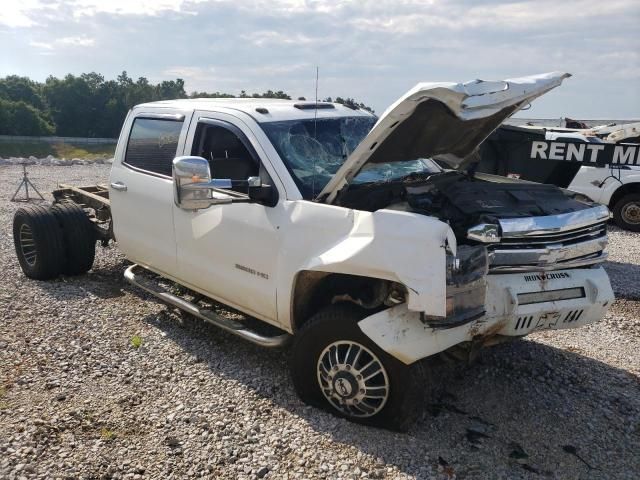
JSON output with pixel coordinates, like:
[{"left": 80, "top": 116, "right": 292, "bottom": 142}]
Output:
[{"left": 52, "top": 184, "right": 113, "bottom": 243}]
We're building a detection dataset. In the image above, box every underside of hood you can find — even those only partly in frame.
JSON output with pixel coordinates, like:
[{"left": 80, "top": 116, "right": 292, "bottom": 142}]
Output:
[{"left": 318, "top": 72, "right": 571, "bottom": 204}]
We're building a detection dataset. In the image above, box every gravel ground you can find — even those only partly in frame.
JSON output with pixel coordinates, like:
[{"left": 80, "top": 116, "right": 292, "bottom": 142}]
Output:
[{"left": 1, "top": 164, "right": 638, "bottom": 480}]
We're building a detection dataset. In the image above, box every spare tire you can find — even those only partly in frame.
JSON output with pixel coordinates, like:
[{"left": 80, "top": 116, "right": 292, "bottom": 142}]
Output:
[
  {"left": 13, "top": 205, "right": 66, "bottom": 280},
  {"left": 51, "top": 202, "right": 96, "bottom": 275}
]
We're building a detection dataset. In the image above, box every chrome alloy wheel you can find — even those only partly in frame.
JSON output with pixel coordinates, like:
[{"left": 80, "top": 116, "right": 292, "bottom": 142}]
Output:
[
  {"left": 621, "top": 201, "right": 640, "bottom": 225},
  {"left": 19, "top": 223, "right": 37, "bottom": 266},
  {"left": 317, "top": 341, "right": 390, "bottom": 418}
]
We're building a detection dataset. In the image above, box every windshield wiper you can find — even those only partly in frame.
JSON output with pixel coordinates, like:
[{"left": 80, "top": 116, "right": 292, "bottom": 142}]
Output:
[{"left": 394, "top": 170, "right": 447, "bottom": 183}]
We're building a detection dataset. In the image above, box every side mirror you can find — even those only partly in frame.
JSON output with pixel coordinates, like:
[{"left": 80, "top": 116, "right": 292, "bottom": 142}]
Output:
[
  {"left": 173, "top": 156, "right": 233, "bottom": 210},
  {"left": 247, "top": 176, "right": 278, "bottom": 207}
]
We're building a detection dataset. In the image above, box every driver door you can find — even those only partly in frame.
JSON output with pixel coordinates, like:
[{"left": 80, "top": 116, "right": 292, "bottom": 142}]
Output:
[{"left": 172, "top": 111, "right": 284, "bottom": 324}]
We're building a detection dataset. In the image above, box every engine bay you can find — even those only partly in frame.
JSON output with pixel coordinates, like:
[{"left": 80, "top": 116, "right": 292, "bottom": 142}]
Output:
[{"left": 337, "top": 170, "right": 594, "bottom": 240}]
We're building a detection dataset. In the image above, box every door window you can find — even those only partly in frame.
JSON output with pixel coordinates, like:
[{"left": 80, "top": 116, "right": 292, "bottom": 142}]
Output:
[
  {"left": 124, "top": 118, "right": 184, "bottom": 176},
  {"left": 192, "top": 123, "right": 259, "bottom": 193}
]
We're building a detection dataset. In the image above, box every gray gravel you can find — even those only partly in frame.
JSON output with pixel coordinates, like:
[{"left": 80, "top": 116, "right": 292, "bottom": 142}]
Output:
[{"left": 1, "top": 164, "right": 638, "bottom": 480}]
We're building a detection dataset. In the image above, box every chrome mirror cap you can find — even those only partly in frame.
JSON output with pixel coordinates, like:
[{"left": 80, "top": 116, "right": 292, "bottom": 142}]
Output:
[
  {"left": 173, "top": 156, "right": 213, "bottom": 210},
  {"left": 247, "top": 176, "right": 262, "bottom": 188},
  {"left": 467, "top": 223, "right": 501, "bottom": 243},
  {"left": 173, "top": 156, "right": 233, "bottom": 210}
]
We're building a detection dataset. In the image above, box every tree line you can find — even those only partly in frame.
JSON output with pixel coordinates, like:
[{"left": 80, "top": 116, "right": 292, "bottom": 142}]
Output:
[{"left": 0, "top": 72, "right": 374, "bottom": 138}]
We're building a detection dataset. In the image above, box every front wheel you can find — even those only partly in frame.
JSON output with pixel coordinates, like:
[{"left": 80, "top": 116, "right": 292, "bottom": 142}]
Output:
[
  {"left": 290, "top": 303, "right": 430, "bottom": 431},
  {"left": 612, "top": 193, "right": 640, "bottom": 232}
]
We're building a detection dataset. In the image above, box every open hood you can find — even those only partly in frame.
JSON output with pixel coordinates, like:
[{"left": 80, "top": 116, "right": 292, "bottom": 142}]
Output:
[{"left": 318, "top": 72, "right": 571, "bottom": 204}]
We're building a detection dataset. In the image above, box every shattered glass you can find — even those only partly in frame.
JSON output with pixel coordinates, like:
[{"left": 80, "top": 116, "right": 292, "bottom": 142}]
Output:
[
  {"left": 260, "top": 116, "right": 376, "bottom": 199},
  {"left": 261, "top": 116, "right": 444, "bottom": 199},
  {"left": 353, "top": 159, "right": 441, "bottom": 184}
]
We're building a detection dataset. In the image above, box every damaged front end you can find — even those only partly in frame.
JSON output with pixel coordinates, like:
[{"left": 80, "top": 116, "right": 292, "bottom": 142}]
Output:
[{"left": 300, "top": 71, "right": 614, "bottom": 365}]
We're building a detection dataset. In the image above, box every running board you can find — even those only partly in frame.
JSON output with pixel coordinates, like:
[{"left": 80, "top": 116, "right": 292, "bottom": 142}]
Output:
[{"left": 124, "top": 264, "right": 291, "bottom": 348}]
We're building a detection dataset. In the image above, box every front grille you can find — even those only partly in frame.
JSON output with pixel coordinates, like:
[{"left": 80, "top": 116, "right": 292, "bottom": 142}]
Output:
[
  {"left": 488, "top": 220, "right": 608, "bottom": 273},
  {"left": 498, "top": 222, "right": 607, "bottom": 247}
]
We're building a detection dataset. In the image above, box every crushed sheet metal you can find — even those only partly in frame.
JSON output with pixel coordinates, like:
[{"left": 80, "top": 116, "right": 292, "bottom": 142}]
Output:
[
  {"left": 359, "top": 266, "right": 613, "bottom": 364},
  {"left": 319, "top": 72, "right": 570, "bottom": 203},
  {"left": 297, "top": 208, "right": 454, "bottom": 316},
  {"left": 358, "top": 303, "right": 470, "bottom": 364}
]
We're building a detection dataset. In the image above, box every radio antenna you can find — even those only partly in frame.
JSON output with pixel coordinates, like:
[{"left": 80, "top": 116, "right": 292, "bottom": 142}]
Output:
[
  {"left": 312, "top": 66, "right": 319, "bottom": 197},
  {"left": 313, "top": 66, "right": 319, "bottom": 138}
]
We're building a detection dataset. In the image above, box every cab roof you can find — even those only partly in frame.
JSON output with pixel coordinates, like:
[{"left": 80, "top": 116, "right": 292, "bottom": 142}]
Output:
[{"left": 133, "top": 98, "right": 376, "bottom": 123}]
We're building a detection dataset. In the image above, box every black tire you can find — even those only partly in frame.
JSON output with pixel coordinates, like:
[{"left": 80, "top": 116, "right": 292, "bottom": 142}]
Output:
[
  {"left": 612, "top": 193, "right": 640, "bottom": 232},
  {"left": 290, "top": 303, "right": 430, "bottom": 431},
  {"left": 13, "top": 205, "right": 66, "bottom": 280},
  {"left": 50, "top": 202, "right": 96, "bottom": 275}
]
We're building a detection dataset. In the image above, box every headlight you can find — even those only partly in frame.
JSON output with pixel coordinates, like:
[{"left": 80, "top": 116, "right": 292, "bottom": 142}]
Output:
[
  {"left": 446, "top": 245, "right": 488, "bottom": 286},
  {"left": 425, "top": 245, "right": 488, "bottom": 328},
  {"left": 467, "top": 223, "right": 501, "bottom": 243}
]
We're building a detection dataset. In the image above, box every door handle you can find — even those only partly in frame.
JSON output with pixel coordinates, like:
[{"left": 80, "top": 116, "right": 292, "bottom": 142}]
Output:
[{"left": 110, "top": 181, "right": 127, "bottom": 192}]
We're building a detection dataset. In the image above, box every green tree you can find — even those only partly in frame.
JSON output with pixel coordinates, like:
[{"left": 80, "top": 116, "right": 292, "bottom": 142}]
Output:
[
  {"left": 0, "top": 72, "right": 376, "bottom": 137},
  {"left": 0, "top": 75, "right": 46, "bottom": 110},
  {"left": 327, "top": 96, "right": 375, "bottom": 113},
  {"left": 189, "top": 91, "right": 235, "bottom": 98},
  {"left": 156, "top": 79, "right": 187, "bottom": 100},
  {"left": 251, "top": 90, "right": 291, "bottom": 99},
  {"left": 0, "top": 98, "right": 55, "bottom": 135},
  {"left": 43, "top": 74, "right": 95, "bottom": 136}
]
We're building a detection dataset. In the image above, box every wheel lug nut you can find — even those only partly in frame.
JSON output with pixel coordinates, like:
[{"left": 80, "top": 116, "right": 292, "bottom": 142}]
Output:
[
  {"left": 360, "top": 388, "right": 365, "bottom": 394},
  {"left": 356, "top": 375, "right": 362, "bottom": 380},
  {"left": 346, "top": 365, "right": 351, "bottom": 370}
]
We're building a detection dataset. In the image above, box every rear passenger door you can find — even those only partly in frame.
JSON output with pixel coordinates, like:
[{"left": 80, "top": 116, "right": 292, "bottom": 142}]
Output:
[{"left": 109, "top": 110, "right": 192, "bottom": 276}]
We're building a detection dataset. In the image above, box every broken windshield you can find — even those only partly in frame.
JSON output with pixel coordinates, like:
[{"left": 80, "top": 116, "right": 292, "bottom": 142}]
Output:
[
  {"left": 261, "top": 116, "right": 375, "bottom": 198},
  {"left": 261, "top": 116, "right": 440, "bottom": 199}
]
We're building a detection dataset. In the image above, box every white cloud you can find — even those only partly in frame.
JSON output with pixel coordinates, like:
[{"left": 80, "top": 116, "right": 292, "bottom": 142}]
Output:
[
  {"left": 70, "top": 0, "right": 198, "bottom": 17},
  {"left": 162, "top": 66, "right": 213, "bottom": 78},
  {"left": 0, "top": 0, "right": 48, "bottom": 27},
  {"left": 29, "top": 40, "right": 54, "bottom": 50},
  {"left": 243, "top": 31, "right": 321, "bottom": 47},
  {"left": 57, "top": 36, "right": 95, "bottom": 47},
  {"left": 29, "top": 35, "right": 95, "bottom": 52},
  {"left": 2, "top": 0, "right": 639, "bottom": 117},
  {"left": 1, "top": 0, "right": 208, "bottom": 26}
]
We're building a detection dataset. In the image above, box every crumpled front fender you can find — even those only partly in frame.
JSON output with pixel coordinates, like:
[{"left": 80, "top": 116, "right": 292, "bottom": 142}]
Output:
[{"left": 300, "top": 208, "right": 455, "bottom": 317}]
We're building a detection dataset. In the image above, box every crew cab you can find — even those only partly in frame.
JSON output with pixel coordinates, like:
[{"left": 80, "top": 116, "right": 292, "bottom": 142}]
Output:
[{"left": 12, "top": 72, "right": 614, "bottom": 430}]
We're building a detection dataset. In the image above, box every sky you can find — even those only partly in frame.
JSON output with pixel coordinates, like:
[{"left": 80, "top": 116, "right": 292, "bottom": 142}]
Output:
[{"left": 1, "top": 0, "right": 639, "bottom": 118}]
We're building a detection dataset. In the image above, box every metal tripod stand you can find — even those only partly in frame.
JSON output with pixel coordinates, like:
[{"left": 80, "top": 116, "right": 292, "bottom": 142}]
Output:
[{"left": 11, "top": 164, "right": 45, "bottom": 202}]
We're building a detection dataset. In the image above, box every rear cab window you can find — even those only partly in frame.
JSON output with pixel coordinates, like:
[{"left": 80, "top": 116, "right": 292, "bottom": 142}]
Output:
[{"left": 124, "top": 117, "right": 184, "bottom": 176}]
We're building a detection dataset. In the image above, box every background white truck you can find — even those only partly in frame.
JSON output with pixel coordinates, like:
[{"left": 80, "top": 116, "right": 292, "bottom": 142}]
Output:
[
  {"left": 13, "top": 72, "right": 614, "bottom": 430},
  {"left": 546, "top": 130, "right": 640, "bottom": 231},
  {"left": 479, "top": 125, "right": 640, "bottom": 230}
]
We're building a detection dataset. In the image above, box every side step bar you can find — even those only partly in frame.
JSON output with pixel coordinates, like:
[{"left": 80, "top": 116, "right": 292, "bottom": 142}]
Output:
[{"left": 124, "top": 264, "right": 291, "bottom": 348}]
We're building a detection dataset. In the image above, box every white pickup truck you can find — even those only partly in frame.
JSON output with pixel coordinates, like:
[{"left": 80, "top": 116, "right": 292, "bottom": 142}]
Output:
[
  {"left": 541, "top": 130, "right": 640, "bottom": 231},
  {"left": 12, "top": 72, "right": 614, "bottom": 430},
  {"left": 480, "top": 126, "right": 640, "bottom": 231}
]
